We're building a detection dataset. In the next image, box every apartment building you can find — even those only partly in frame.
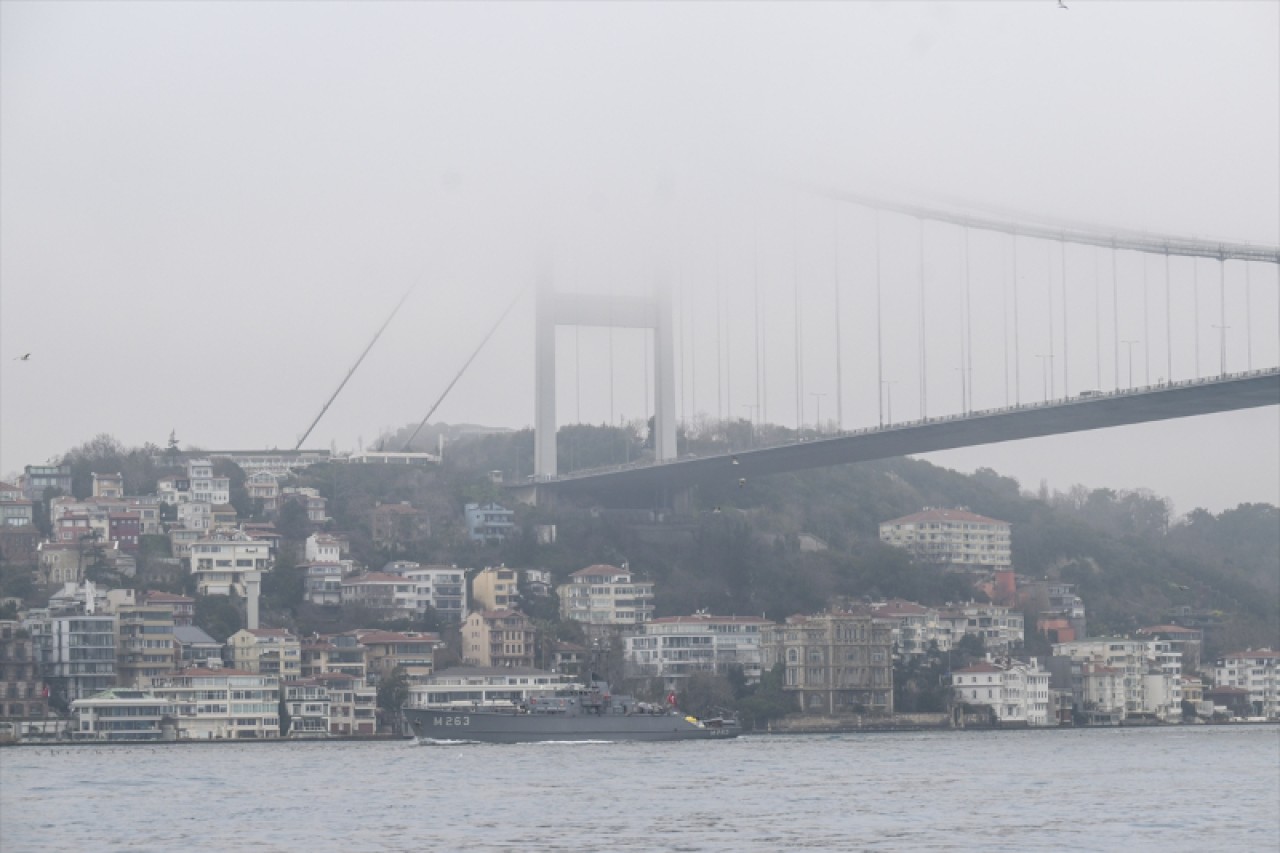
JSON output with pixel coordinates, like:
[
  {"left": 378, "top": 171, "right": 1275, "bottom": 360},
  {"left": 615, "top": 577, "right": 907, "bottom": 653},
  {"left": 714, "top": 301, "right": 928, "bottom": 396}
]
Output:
[
  {"left": 761, "top": 611, "right": 894, "bottom": 715},
  {"left": 557, "top": 564, "right": 655, "bottom": 626},
  {"left": 879, "top": 507, "right": 1012, "bottom": 571}
]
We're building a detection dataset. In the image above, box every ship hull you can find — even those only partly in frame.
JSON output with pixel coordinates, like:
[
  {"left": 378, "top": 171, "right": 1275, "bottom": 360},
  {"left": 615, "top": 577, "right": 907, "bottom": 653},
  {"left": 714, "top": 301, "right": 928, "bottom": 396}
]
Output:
[{"left": 403, "top": 707, "right": 739, "bottom": 743}]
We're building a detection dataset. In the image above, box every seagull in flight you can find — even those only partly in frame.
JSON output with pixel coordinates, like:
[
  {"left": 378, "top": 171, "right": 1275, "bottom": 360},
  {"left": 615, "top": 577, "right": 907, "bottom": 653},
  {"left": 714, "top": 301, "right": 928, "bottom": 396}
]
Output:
[
  {"left": 13, "top": 353, "right": 31, "bottom": 361},
  {"left": 1057, "top": 0, "right": 1068, "bottom": 8}
]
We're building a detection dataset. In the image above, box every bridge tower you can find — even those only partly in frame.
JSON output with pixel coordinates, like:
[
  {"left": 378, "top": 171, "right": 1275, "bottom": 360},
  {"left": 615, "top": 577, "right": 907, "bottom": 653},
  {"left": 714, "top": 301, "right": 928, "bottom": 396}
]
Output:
[{"left": 534, "top": 268, "right": 677, "bottom": 479}]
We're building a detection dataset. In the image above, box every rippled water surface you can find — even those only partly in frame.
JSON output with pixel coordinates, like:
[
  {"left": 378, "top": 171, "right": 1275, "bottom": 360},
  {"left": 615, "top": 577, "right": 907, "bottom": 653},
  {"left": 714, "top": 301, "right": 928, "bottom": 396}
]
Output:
[{"left": 2, "top": 727, "right": 1278, "bottom": 851}]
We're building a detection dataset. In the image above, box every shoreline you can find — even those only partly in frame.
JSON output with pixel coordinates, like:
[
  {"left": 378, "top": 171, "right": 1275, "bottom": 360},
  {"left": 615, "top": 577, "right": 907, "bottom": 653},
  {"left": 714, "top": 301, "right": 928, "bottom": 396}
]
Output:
[{"left": 3, "top": 720, "right": 1276, "bottom": 747}]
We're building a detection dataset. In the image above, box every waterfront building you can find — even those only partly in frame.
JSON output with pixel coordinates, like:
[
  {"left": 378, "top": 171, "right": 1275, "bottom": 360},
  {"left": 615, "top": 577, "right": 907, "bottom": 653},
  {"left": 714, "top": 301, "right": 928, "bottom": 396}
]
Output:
[
  {"left": 406, "top": 666, "right": 577, "bottom": 709},
  {"left": 115, "top": 602, "right": 176, "bottom": 687},
  {"left": 352, "top": 629, "right": 443, "bottom": 683},
  {"left": 226, "top": 628, "right": 302, "bottom": 680},
  {"left": 71, "top": 688, "right": 174, "bottom": 741},
  {"left": 1137, "top": 625, "right": 1204, "bottom": 673},
  {"left": 950, "top": 658, "right": 1052, "bottom": 726},
  {"left": 1212, "top": 649, "right": 1279, "bottom": 719},
  {"left": 462, "top": 610, "right": 536, "bottom": 668},
  {"left": 1053, "top": 638, "right": 1180, "bottom": 716},
  {"left": 311, "top": 672, "right": 376, "bottom": 735},
  {"left": 283, "top": 679, "right": 331, "bottom": 737},
  {"left": 624, "top": 613, "right": 769, "bottom": 690},
  {"left": 557, "top": 564, "right": 655, "bottom": 626},
  {"left": 879, "top": 507, "right": 1012, "bottom": 571},
  {"left": 761, "top": 610, "right": 894, "bottom": 715},
  {"left": 472, "top": 566, "right": 519, "bottom": 611},
  {"left": 464, "top": 502, "right": 514, "bottom": 543},
  {"left": 150, "top": 667, "right": 280, "bottom": 739},
  {"left": 0, "top": 621, "right": 48, "bottom": 722},
  {"left": 26, "top": 613, "right": 117, "bottom": 702}
]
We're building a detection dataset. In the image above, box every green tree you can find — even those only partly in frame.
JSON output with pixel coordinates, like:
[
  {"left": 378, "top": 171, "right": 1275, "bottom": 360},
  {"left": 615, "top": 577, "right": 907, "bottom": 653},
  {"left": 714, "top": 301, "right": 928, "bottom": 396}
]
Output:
[
  {"left": 378, "top": 665, "right": 411, "bottom": 732},
  {"left": 195, "top": 595, "right": 242, "bottom": 643}
]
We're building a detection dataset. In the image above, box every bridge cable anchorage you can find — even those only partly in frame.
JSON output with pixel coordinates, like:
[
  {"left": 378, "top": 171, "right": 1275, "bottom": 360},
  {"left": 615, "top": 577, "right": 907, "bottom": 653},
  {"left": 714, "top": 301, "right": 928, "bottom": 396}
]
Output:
[
  {"left": 400, "top": 287, "right": 525, "bottom": 453},
  {"left": 807, "top": 184, "right": 1280, "bottom": 263},
  {"left": 294, "top": 286, "right": 414, "bottom": 451}
]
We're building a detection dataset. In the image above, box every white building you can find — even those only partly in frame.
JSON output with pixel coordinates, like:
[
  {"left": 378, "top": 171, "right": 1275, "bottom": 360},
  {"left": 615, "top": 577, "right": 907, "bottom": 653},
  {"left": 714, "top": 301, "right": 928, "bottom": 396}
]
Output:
[
  {"left": 25, "top": 612, "right": 117, "bottom": 701},
  {"left": 1054, "top": 638, "right": 1181, "bottom": 718},
  {"left": 305, "top": 533, "right": 342, "bottom": 563},
  {"left": 951, "top": 658, "right": 1052, "bottom": 726},
  {"left": 557, "top": 564, "right": 655, "bottom": 626},
  {"left": 303, "top": 563, "right": 345, "bottom": 606},
  {"left": 190, "top": 530, "right": 273, "bottom": 596},
  {"left": 382, "top": 563, "right": 468, "bottom": 622},
  {"left": 72, "top": 689, "right": 175, "bottom": 741},
  {"left": 183, "top": 459, "right": 230, "bottom": 505},
  {"left": 879, "top": 507, "right": 1012, "bottom": 571},
  {"left": 150, "top": 667, "right": 280, "bottom": 739},
  {"left": 624, "top": 613, "right": 770, "bottom": 690},
  {"left": 1213, "top": 649, "right": 1279, "bottom": 719},
  {"left": 871, "top": 599, "right": 951, "bottom": 656},
  {"left": 283, "top": 679, "right": 332, "bottom": 737},
  {"left": 937, "top": 603, "right": 1024, "bottom": 653}
]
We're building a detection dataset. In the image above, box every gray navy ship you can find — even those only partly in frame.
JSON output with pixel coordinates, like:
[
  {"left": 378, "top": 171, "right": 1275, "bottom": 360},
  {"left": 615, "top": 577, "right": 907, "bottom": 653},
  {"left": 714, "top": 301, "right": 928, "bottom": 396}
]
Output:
[{"left": 403, "top": 681, "right": 740, "bottom": 743}]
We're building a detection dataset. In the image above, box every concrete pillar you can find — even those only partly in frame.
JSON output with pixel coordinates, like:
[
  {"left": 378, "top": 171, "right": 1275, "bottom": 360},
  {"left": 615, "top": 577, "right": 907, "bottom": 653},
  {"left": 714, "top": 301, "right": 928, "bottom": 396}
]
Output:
[
  {"left": 244, "top": 571, "right": 261, "bottom": 631},
  {"left": 534, "top": 265, "right": 557, "bottom": 479},
  {"left": 653, "top": 278, "right": 678, "bottom": 462}
]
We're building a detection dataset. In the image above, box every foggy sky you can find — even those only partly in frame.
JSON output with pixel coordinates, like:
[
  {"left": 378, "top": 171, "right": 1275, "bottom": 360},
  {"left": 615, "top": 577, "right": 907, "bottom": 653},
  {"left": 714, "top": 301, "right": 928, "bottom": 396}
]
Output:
[{"left": 2, "top": 1, "right": 1277, "bottom": 515}]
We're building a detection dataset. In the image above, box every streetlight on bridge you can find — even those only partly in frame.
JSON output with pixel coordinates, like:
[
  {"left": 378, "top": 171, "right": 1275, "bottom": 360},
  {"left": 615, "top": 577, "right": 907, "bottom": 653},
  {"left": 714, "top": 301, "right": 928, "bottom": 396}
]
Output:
[
  {"left": 809, "top": 392, "right": 826, "bottom": 433},
  {"left": 1034, "top": 354, "right": 1054, "bottom": 404},
  {"left": 880, "top": 380, "right": 898, "bottom": 427}
]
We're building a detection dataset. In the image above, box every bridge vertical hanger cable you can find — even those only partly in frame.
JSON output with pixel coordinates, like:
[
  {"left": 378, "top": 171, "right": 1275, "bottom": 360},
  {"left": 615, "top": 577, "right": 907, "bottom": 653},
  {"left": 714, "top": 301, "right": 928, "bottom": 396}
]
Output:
[
  {"left": 1192, "top": 258, "right": 1201, "bottom": 379},
  {"left": 834, "top": 201, "right": 844, "bottom": 431},
  {"left": 918, "top": 218, "right": 928, "bottom": 418},
  {"left": 1111, "top": 243, "right": 1120, "bottom": 390},
  {"left": 794, "top": 199, "right": 804, "bottom": 430},
  {"left": 1002, "top": 234, "right": 1010, "bottom": 407},
  {"left": 400, "top": 288, "right": 523, "bottom": 453},
  {"left": 576, "top": 327, "right": 581, "bottom": 424},
  {"left": 1245, "top": 262, "right": 1252, "bottom": 370},
  {"left": 690, "top": 248, "right": 697, "bottom": 423},
  {"left": 963, "top": 226, "right": 973, "bottom": 414},
  {"left": 1046, "top": 240, "right": 1055, "bottom": 399},
  {"left": 1060, "top": 238, "right": 1069, "bottom": 397},
  {"left": 1012, "top": 233, "right": 1021, "bottom": 406},
  {"left": 294, "top": 286, "right": 413, "bottom": 451},
  {"left": 1219, "top": 256, "right": 1227, "bottom": 377},
  {"left": 753, "top": 214, "right": 762, "bottom": 427},
  {"left": 876, "top": 211, "right": 885, "bottom": 426},
  {"left": 1094, "top": 247, "right": 1102, "bottom": 390},
  {"left": 1143, "top": 254, "right": 1151, "bottom": 385},
  {"left": 1165, "top": 250, "right": 1173, "bottom": 382},
  {"left": 716, "top": 237, "right": 723, "bottom": 424}
]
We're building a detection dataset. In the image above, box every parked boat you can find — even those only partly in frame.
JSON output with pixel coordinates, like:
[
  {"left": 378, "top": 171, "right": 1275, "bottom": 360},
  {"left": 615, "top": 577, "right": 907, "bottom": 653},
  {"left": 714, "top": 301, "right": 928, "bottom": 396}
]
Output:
[{"left": 403, "top": 681, "right": 739, "bottom": 743}]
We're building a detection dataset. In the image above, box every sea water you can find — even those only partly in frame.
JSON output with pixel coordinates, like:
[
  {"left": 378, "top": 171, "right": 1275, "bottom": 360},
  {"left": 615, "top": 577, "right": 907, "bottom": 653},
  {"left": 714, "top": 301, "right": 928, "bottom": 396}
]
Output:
[{"left": 1, "top": 726, "right": 1277, "bottom": 851}]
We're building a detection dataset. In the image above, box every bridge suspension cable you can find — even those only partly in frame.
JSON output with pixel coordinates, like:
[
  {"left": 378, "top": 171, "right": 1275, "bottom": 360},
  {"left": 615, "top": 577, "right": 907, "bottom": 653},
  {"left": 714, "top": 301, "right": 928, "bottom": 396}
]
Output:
[
  {"left": 811, "top": 186, "right": 1280, "bottom": 263},
  {"left": 294, "top": 287, "right": 413, "bottom": 451}
]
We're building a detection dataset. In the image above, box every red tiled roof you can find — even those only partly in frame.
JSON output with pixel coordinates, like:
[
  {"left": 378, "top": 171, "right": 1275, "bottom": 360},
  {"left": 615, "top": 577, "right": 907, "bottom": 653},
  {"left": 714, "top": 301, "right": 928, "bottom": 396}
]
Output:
[
  {"left": 882, "top": 508, "right": 1008, "bottom": 527},
  {"left": 354, "top": 630, "right": 440, "bottom": 645},
  {"left": 144, "top": 591, "right": 194, "bottom": 604},
  {"left": 1221, "top": 649, "right": 1279, "bottom": 660}
]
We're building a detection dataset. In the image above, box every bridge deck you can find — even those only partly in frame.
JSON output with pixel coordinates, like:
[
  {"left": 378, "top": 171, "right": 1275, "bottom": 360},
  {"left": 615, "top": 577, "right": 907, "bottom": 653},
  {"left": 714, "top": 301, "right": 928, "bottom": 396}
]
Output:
[{"left": 526, "top": 368, "right": 1280, "bottom": 503}]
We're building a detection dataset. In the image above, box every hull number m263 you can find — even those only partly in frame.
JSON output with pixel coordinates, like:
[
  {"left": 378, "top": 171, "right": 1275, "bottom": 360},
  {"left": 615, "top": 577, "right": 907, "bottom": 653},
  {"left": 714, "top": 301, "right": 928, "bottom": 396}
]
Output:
[{"left": 434, "top": 716, "right": 471, "bottom": 727}]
